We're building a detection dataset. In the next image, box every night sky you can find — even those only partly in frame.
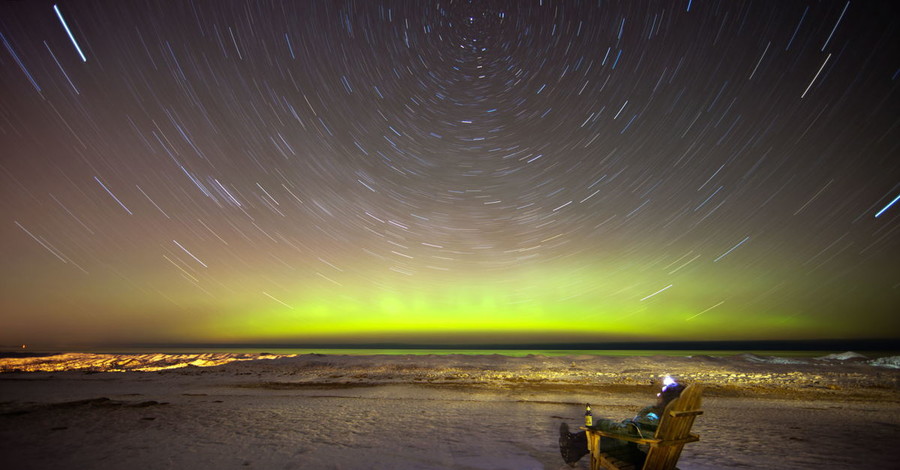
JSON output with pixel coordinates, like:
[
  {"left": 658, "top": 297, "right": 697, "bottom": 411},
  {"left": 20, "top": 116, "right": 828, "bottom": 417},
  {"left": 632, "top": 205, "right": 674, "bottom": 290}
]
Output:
[{"left": 1, "top": 1, "right": 898, "bottom": 347}]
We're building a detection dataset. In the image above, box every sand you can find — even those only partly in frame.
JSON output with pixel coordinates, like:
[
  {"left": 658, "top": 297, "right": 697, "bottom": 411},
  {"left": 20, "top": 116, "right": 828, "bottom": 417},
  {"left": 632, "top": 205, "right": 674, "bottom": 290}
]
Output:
[{"left": 1, "top": 352, "right": 898, "bottom": 469}]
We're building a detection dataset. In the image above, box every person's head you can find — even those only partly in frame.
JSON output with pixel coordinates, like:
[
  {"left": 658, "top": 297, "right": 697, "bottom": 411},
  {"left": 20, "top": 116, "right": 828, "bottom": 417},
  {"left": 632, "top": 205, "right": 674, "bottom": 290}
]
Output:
[{"left": 655, "top": 376, "right": 685, "bottom": 408}]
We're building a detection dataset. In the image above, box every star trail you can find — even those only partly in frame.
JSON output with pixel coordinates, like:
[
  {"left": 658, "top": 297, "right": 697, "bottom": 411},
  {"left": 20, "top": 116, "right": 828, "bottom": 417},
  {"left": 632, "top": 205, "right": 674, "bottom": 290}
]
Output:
[{"left": 1, "top": 1, "right": 898, "bottom": 346}]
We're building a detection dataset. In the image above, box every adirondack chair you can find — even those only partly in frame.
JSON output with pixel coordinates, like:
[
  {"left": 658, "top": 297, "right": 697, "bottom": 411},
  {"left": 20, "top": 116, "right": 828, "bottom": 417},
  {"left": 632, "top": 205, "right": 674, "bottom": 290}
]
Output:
[{"left": 581, "top": 385, "right": 703, "bottom": 470}]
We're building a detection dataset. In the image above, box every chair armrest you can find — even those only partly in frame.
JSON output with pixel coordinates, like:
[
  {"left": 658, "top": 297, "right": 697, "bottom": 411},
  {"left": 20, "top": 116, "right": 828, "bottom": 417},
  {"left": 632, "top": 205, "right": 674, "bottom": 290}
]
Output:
[
  {"left": 581, "top": 427, "right": 660, "bottom": 446},
  {"left": 581, "top": 428, "right": 701, "bottom": 447},
  {"left": 669, "top": 410, "right": 703, "bottom": 418}
]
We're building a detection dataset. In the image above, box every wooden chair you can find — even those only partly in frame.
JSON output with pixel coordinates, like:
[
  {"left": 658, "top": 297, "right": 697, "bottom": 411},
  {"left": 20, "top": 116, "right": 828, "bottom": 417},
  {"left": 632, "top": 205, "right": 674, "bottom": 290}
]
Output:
[{"left": 581, "top": 385, "right": 703, "bottom": 470}]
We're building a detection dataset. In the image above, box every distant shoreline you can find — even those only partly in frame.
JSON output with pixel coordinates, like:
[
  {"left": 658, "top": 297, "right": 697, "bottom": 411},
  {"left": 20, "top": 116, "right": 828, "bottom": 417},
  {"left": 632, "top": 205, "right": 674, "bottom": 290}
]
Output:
[{"left": 3, "top": 351, "right": 898, "bottom": 403}]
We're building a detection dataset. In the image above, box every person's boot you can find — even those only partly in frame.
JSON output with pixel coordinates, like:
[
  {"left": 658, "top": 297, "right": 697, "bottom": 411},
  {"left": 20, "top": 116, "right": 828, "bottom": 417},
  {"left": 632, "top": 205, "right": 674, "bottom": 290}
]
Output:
[{"left": 559, "top": 422, "right": 589, "bottom": 467}]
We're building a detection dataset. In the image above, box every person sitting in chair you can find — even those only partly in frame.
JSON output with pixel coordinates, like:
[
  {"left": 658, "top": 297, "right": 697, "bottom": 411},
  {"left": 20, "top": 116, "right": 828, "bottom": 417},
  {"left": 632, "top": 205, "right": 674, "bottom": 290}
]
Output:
[{"left": 558, "top": 376, "right": 686, "bottom": 467}]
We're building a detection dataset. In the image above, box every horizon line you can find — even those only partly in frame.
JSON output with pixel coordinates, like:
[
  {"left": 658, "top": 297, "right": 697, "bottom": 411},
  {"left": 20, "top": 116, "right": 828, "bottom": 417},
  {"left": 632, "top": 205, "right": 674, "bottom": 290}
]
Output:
[{"left": 7, "top": 337, "right": 898, "bottom": 352}]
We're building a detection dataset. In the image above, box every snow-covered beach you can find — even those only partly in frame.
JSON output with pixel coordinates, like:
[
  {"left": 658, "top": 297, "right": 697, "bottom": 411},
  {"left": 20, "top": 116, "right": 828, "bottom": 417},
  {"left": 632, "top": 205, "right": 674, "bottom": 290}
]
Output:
[{"left": 2, "top": 352, "right": 898, "bottom": 469}]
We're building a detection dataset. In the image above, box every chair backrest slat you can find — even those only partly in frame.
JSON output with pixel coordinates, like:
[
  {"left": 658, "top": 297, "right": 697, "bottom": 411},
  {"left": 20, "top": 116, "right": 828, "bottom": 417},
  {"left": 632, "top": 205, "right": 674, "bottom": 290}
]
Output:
[{"left": 643, "top": 385, "right": 703, "bottom": 470}]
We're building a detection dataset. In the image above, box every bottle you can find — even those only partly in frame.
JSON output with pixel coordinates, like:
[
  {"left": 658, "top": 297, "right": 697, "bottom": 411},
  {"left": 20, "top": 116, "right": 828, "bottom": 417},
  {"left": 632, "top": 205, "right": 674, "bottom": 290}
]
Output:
[{"left": 584, "top": 403, "right": 593, "bottom": 427}]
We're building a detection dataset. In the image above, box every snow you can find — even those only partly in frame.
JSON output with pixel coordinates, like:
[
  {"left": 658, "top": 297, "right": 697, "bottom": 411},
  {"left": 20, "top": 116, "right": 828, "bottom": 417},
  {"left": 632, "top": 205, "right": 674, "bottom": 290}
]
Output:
[
  {"left": 1, "top": 352, "right": 898, "bottom": 469},
  {"left": 814, "top": 351, "right": 868, "bottom": 361},
  {"left": 736, "top": 353, "right": 809, "bottom": 365},
  {"left": 868, "top": 355, "right": 900, "bottom": 369}
]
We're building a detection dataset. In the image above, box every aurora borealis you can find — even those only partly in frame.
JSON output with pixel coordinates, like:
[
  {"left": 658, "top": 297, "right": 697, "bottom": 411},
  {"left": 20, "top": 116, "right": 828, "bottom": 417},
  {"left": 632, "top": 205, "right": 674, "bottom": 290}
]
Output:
[{"left": 1, "top": 1, "right": 898, "bottom": 347}]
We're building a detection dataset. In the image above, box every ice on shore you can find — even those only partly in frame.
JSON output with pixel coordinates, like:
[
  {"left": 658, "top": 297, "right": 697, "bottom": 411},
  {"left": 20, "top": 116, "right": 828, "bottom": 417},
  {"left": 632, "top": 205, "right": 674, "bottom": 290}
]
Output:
[
  {"left": 735, "top": 353, "right": 809, "bottom": 365},
  {"left": 868, "top": 355, "right": 900, "bottom": 369},
  {"left": 2, "top": 351, "right": 898, "bottom": 396},
  {"left": 815, "top": 351, "right": 868, "bottom": 361}
]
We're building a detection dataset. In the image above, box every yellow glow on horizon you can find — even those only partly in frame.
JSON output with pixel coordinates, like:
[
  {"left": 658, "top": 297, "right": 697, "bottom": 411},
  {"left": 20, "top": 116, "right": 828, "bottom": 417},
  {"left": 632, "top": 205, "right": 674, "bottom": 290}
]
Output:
[{"left": 178, "top": 259, "right": 829, "bottom": 343}]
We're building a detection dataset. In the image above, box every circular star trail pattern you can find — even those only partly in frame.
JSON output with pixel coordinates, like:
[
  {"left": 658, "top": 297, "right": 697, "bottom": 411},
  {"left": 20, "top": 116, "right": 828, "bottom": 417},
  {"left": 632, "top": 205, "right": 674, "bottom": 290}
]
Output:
[{"left": 1, "top": 1, "right": 898, "bottom": 346}]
